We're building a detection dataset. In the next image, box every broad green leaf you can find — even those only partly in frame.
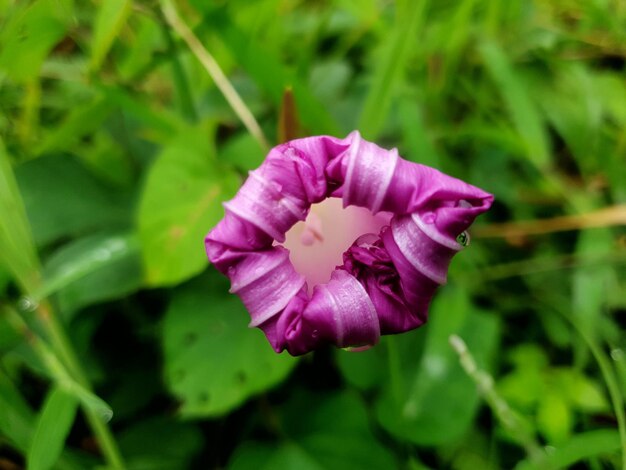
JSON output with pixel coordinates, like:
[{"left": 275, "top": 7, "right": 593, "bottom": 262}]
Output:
[
  {"left": 0, "top": 0, "right": 69, "bottom": 82},
  {"left": 138, "top": 125, "right": 239, "bottom": 286},
  {"left": 15, "top": 154, "right": 132, "bottom": 247},
  {"left": 90, "top": 0, "right": 132, "bottom": 71},
  {"left": 40, "top": 231, "right": 142, "bottom": 314},
  {"left": 28, "top": 386, "right": 78, "bottom": 470},
  {"left": 479, "top": 41, "right": 550, "bottom": 169},
  {"left": 377, "top": 287, "right": 500, "bottom": 445},
  {"left": 335, "top": 345, "right": 385, "bottom": 391},
  {"left": 162, "top": 271, "right": 297, "bottom": 417},
  {"left": 0, "top": 139, "right": 40, "bottom": 294}
]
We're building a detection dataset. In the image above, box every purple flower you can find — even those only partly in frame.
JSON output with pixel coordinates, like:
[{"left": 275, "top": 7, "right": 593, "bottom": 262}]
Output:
[{"left": 205, "top": 132, "right": 493, "bottom": 355}]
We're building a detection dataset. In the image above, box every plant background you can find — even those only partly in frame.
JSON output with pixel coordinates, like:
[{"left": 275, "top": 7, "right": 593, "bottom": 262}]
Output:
[{"left": 1, "top": 0, "right": 626, "bottom": 469}]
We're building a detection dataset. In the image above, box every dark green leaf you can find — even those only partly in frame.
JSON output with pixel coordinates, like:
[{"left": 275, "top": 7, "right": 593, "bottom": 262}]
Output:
[
  {"left": 162, "top": 271, "right": 297, "bottom": 417},
  {"left": 41, "top": 231, "right": 142, "bottom": 314},
  {"left": 15, "top": 155, "right": 132, "bottom": 247},
  {"left": 377, "top": 287, "right": 500, "bottom": 445}
]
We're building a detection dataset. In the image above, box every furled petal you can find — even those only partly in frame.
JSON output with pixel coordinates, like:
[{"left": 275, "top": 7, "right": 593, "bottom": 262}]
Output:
[{"left": 205, "top": 132, "right": 493, "bottom": 355}]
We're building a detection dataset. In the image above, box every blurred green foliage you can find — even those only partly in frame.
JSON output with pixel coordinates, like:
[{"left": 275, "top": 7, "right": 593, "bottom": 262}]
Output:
[{"left": 1, "top": 0, "right": 626, "bottom": 468}]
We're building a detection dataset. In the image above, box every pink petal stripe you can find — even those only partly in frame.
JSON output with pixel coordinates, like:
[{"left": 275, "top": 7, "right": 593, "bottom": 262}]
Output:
[{"left": 205, "top": 133, "right": 493, "bottom": 355}]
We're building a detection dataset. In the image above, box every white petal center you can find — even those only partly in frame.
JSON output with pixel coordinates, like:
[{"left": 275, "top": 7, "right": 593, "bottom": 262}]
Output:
[{"left": 281, "top": 198, "right": 391, "bottom": 290}]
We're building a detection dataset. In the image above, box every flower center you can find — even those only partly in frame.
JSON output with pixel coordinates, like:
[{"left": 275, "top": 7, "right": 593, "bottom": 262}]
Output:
[{"left": 282, "top": 197, "right": 391, "bottom": 290}]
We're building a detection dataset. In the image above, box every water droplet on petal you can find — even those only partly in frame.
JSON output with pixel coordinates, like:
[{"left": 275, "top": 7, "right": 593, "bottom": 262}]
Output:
[
  {"left": 456, "top": 231, "right": 470, "bottom": 247},
  {"left": 311, "top": 329, "right": 319, "bottom": 339}
]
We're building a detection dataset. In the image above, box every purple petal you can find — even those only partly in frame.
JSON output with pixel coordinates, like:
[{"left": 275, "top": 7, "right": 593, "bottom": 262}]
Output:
[{"left": 205, "top": 132, "right": 493, "bottom": 355}]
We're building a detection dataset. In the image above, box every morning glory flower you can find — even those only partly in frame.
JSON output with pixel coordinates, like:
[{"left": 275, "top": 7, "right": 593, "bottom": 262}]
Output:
[{"left": 205, "top": 131, "right": 493, "bottom": 355}]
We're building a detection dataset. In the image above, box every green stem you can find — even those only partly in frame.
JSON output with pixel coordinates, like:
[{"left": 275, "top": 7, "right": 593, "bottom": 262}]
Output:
[
  {"left": 449, "top": 334, "right": 547, "bottom": 468},
  {"left": 160, "top": 0, "right": 269, "bottom": 151},
  {"left": 41, "top": 304, "right": 126, "bottom": 469},
  {"left": 553, "top": 311, "right": 626, "bottom": 470},
  {"left": 8, "top": 303, "right": 126, "bottom": 469}
]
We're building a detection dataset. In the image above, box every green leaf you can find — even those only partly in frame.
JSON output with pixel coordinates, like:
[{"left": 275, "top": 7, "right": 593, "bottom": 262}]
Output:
[
  {"left": 479, "top": 41, "right": 551, "bottom": 169},
  {"left": 28, "top": 386, "right": 79, "bottom": 470},
  {"left": 377, "top": 287, "right": 500, "bottom": 445},
  {"left": 90, "top": 0, "right": 132, "bottom": 71},
  {"left": 537, "top": 391, "right": 572, "bottom": 445},
  {"left": 15, "top": 154, "right": 132, "bottom": 247},
  {"left": 40, "top": 231, "right": 142, "bottom": 314},
  {"left": 138, "top": 125, "right": 240, "bottom": 286},
  {"left": 229, "top": 442, "right": 324, "bottom": 470},
  {"left": 0, "top": 0, "right": 70, "bottom": 82},
  {"left": 219, "top": 132, "right": 265, "bottom": 171},
  {"left": 335, "top": 345, "right": 385, "bottom": 391},
  {"left": 162, "top": 271, "right": 297, "bottom": 417},
  {"left": 0, "top": 138, "right": 40, "bottom": 294}
]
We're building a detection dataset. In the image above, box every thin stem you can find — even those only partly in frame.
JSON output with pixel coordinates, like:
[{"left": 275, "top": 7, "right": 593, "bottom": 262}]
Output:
[
  {"left": 160, "top": 0, "right": 269, "bottom": 151},
  {"left": 9, "top": 302, "right": 126, "bottom": 469},
  {"left": 474, "top": 204, "right": 626, "bottom": 239},
  {"left": 41, "top": 306, "right": 125, "bottom": 469},
  {"left": 449, "top": 334, "right": 547, "bottom": 467}
]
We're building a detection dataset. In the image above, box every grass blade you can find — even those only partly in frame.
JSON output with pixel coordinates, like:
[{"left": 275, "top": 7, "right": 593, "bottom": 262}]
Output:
[
  {"left": 358, "top": 0, "right": 429, "bottom": 139},
  {"left": 28, "top": 386, "right": 79, "bottom": 470}
]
